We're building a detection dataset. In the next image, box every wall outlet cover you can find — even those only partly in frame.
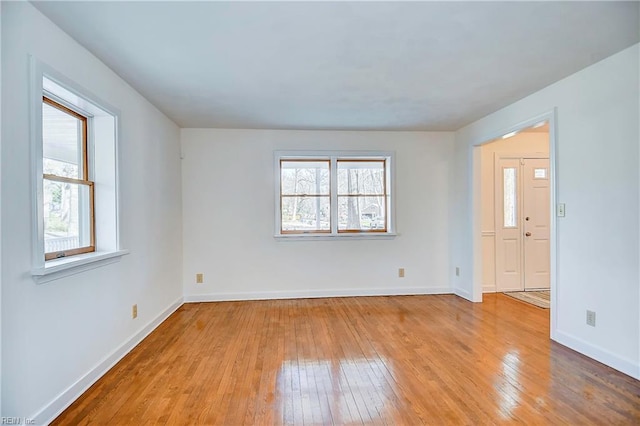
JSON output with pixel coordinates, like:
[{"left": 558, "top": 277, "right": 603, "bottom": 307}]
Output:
[{"left": 557, "top": 203, "right": 566, "bottom": 217}]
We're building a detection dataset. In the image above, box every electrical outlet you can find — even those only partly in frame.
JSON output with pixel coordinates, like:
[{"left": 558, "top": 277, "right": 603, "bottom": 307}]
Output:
[
  {"left": 132, "top": 304, "right": 138, "bottom": 319},
  {"left": 557, "top": 203, "right": 566, "bottom": 217},
  {"left": 455, "top": 267, "right": 460, "bottom": 277},
  {"left": 196, "top": 273, "right": 204, "bottom": 284},
  {"left": 398, "top": 268, "right": 405, "bottom": 278},
  {"left": 586, "top": 310, "right": 596, "bottom": 327}
]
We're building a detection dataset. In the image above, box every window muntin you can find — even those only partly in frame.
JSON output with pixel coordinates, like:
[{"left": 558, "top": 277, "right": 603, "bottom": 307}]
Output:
[
  {"left": 42, "top": 96, "right": 95, "bottom": 260},
  {"left": 277, "top": 154, "right": 392, "bottom": 236}
]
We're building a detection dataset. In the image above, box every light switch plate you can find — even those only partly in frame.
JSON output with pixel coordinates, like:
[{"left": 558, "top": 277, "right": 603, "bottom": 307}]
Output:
[{"left": 557, "top": 203, "right": 566, "bottom": 217}]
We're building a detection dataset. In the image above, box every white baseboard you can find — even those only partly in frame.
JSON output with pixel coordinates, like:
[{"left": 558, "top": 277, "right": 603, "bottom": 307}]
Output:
[
  {"left": 34, "top": 297, "right": 184, "bottom": 425},
  {"left": 554, "top": 330, "right": 640, "bottom": 380},
  {"left": 184, "top": 286, "right": 452, "bottom": 303},
  {"left": 453, "top": 287, "right": 472, "bottom": 301},
  {"left": 482, "top": 285, "right": 496, "bottom": 293}
]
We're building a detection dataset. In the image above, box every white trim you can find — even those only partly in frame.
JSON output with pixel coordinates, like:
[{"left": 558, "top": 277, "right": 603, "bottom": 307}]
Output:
[
  {"left": 330, "top": 156, "right": 338, "bottom": 234},
  {"left": 0, "top": 8, "right": 3, "bottom": 414},
  {"left": 32, "top": 250, "right": 130, "bottom": 284},
  {"left": 30, "top": 57, "right": 45, "bottom": 269},
  {"left": 493, "top": 151, "right": 549, "bottom": 160},
  {"left": 30, "top": 56, "right": 124, "bottom": 276},
  {"left": 275, "top": 150, "right": 395, "bottom": 158},
  {"left": 549, "top": 110, "right": 559, "bottom": 343},
  {"left": 481, "top": 231, "right": 495, "bottom": 237},
  {"left": 34, "top": 297, "right": 184, "bottom": 426},
  {"left": 274, "top": 150, "right": 396, "bottom": 238},
  {"left": 184, "top": 287, "right": 452, "bottom": 303},
  {"left": 482, "top": 286, "right": 496, "bottom": 293},
  {"left": 453, "top": 286, "right": 473, "bottom": 301},
  {"left": 553, "top": 330, "right": 640, "bottom": 380},
  {"left": 470, "top": 109, "right": 558, "bottom": 334},
  {"left": 274, "top": 233, "right": 397, "bottom": 241},
  {"left": 471, "top": 147, "right": 483, "bottom": 302}
]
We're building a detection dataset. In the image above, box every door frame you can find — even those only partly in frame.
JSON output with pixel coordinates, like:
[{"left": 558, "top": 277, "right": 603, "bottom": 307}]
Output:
[
  {"left": 493, "top": 152, "right": 550, "bottom": 292},
  {"left": 472, "top": 109, "right": 558, "bottom": 340}
]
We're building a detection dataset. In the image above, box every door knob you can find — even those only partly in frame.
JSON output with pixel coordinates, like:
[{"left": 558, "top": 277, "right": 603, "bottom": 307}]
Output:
[
  {"left": 525, "top": 232, "right": 531, "bottom": 237},
  {"left": 525, "top": 217, "right": 530, "bottom": 221}
]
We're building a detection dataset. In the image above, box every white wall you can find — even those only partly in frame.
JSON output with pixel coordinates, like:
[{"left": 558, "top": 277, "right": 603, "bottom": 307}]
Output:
[
  {"left": 182, "top": 129, "right": 455, "bottom": 301},
  {"left": 0, "top": 1, "right": 3, "bottom": 415},
  {"left": 480, "top": 133, "right": 549, "bottom": 292},
  {"left": 453, "top": 44, "right": 640, "bottom": 378},
  {"left": 1, "top": 3, "right": 636, "bottom": 421},
  {"left": 1, "top": 2, "right": 183, "bottom": 421}
]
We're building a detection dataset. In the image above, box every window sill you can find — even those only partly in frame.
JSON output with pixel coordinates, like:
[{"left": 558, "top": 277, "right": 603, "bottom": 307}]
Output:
[
  {"left": 274, "top": 233, "right": 397, "bottom": 241},
  {"left": 32, "top": 249, "right": 129, "bottom": 284}
]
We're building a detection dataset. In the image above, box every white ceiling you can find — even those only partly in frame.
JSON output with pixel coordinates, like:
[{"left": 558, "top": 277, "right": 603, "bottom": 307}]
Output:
[{"left": 32, "top": 1, "right": 639, "bottom": 131}]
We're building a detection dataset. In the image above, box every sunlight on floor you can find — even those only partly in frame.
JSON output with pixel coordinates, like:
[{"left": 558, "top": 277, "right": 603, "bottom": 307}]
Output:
[{"left": 277, "top": 357, "right": 394, "bottom": 424}]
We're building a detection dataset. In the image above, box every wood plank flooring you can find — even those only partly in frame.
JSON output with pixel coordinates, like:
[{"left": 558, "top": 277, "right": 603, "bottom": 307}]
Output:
[{"left": 52, "top": 294, "right": 640, "bottom": 425}]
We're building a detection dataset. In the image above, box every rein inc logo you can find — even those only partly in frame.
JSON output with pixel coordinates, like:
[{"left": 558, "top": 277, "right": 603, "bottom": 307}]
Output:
[{"left": 1, "top": 419, "right": 35, "bottom": 425}]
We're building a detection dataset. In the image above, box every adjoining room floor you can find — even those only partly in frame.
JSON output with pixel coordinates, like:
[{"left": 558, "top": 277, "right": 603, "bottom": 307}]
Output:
[
  {"left": 53, "top": 294, "right": 640, "bottom": 425},
  {"left": 503, "top": 290, "right": 550, "bottom": 309}
]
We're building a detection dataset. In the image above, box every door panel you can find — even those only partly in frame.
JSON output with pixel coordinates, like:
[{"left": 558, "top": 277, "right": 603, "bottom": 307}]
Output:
[
  {"left": 503, "top": 239, "right": 519, "bottom": 273},
  {"left": 495, "top": 158, "right": 522, "bottom": 291},
  {"left": 523, "top": 159, "right": 550, "bottom": 289}
]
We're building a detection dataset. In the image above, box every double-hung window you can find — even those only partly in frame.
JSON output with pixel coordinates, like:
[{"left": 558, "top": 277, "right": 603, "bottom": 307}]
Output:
[
  {"left": 31, "top": 58, "right": 126, "bottom": 281},
  {"left": 42, "top": 96, "right": 95, "bottom": 259},
  {"left": 280, "top": 159, "right": 331, "bottom": 233},
  {"left": 276, "top": 152, "right": 395, "bottom": 237}
]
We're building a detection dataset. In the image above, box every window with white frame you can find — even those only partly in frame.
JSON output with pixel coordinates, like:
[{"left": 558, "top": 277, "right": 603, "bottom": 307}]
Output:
[
  {"left": 31, "top": 59, "right": 125, "bottom": 279},
  {"left": 276, "top": 152, "right": 394, "bottom": 237}
]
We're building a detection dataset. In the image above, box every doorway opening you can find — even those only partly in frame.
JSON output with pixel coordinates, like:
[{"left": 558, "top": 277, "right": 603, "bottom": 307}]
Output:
[
  {"left": 484, "top": 125, "right": 550, "bottom": 284},
  {"left": 472, "top": 111, "right": 558, "bottom": 336}
]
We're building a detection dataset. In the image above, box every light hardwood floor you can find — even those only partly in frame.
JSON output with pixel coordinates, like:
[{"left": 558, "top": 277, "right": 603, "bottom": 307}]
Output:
[{"left": 53, "top": 294, "right": 640, "bottom": 425}]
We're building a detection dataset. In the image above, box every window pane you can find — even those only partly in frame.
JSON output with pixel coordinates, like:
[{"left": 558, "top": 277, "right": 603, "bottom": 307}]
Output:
[
  {"left": 44, "top": 179, "right": 91, "bottom": 253},
  {"left": 338, "top": 196, "right": 386, "bottom": 231},
  {"left": 337, "top": 161, "right": 385, "bottom": 195},
  {"left": 534, "top": 168, "right": 547, "bottom": 179},
  {"left": 281, "top": 196, "right": 330, "bottom": 232},
  {"left": 503, "top": 168, "right": 517, "bottom": 228},
  {"left": 43, "top": 101, "right": 84, "bottom": 179},
  {"left": 281, "top": 161, "right": 330, "bottom": 195}
]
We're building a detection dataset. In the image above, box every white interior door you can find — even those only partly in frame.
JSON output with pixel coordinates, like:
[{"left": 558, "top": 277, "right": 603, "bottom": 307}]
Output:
[
  {"left": 523, "top": 158, "right": 551, "bottom": 289},
  {"left": 495, "top": 158, "right": 523, "bottom": 291}
]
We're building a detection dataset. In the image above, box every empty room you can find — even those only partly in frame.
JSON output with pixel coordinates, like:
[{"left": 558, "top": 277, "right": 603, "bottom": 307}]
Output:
[{"left": 1, "top": 1, "right": 639, "bottom": 425}]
